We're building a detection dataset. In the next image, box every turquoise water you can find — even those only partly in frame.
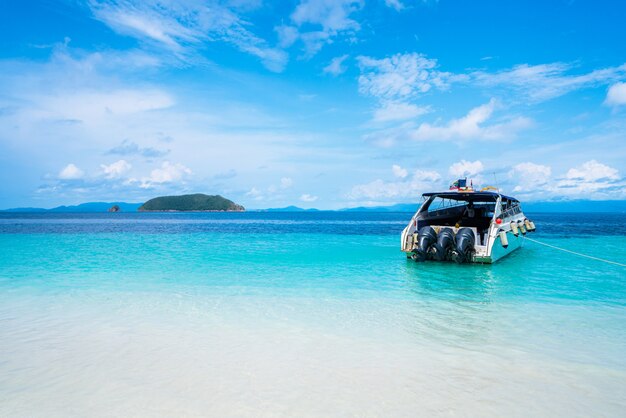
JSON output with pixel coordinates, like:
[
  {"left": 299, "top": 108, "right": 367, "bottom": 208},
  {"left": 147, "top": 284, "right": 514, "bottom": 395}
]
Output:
[{"left": 1, "top": 212, "right": 625, "bottom": 416}]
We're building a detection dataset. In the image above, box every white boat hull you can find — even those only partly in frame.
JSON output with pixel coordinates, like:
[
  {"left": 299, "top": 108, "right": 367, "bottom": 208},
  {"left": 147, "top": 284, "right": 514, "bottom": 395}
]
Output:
[
  {"left": 473, "top": 230, "right": 524, "bottom": 264},
  {"left": 401, "top": 190, "right": 534, "bottom": 264}
]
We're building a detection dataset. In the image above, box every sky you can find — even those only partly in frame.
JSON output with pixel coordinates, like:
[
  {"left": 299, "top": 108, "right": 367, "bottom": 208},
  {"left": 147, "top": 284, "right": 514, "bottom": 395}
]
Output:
[{"left": 1, "top": 0, "right": 626, "bottom": 209}]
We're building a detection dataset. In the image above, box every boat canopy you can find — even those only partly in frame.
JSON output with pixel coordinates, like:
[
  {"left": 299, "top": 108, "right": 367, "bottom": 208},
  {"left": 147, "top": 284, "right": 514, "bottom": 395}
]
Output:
[{"left": 422, "top": 191, "right": 519, "bottom": 203}]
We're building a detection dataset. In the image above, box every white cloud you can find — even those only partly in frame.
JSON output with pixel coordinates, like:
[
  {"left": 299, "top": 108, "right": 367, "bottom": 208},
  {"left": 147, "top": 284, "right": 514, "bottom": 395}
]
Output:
[
  {"left": 565, "top": 160, "right": 619, "bottom": 182},
  {"left": 101, "top": 160, "right": 132, "bottom": 179},
  {"left": 58, "top": 163, "right": 84, "bottom": 180},
  {"left": 412, "top": 99, "right": 532, "bottom": 141},
  {"left": 349, "top": 168, "right": 442, "bottom": 200},
  {"left": 472, "top": 62, "right": 626, "bottom": 102},
  {"left": 287, "top": 0, "right": 364, "bottom": 56},
  {"left": 246, "top": 187, "right": 263, "bottom": 200},
  {"left": 357, "top": 54, "right": 626, "bottom": 104},
  {"left": 323, "top": 54, "right": 349, "bottom": 76},
  {"left": 300, "top": 193, "right": 318, "bottom": 202},
  {"left": 448, "top": 160, "right": 484, "bottom": 178},
  {"left": 291, "top": 0, "right": 362, "bottom": 32},
  {"left": 244, "top": 178, "right": 293, "bottom": 201},
  {"left": 552, "top": 160, "right": 622, "bottom": 197},
  {"left": 507, "top": 160, "right": 624, "bottom": 200},
  {"left": 356, "top": 53, "right": 626, "bottom": 106},
  {"left": 385, "top": 0, "right": 405, "bottom": 11},
  {"left": 348, "top": 160, "right": 624, "bottom": 203},
  {"left": 509, "top": 162, "right": 551, "bottom": 192},
  {"left": 373, "top": 102, "right": 429, "bottom": 123},
  {"left": 275, "top": 25, "right": 299, "bottom": 48},
  {"left": 357, "top": 53, "right": 459, "bottom": 101},
  {"left": 135, "top": 161, "right": 191, "bottom": 188},
  {"left": 605, "top": 82, "right": 626, "bottom": 106},
  {"left": 392, "top": 164, "right": 408, "bottom": 178},
  {"left": 280, "top": 177, "right": 294, "bottom": 188},
  {"left": 89, "top": 0, "right": 288, "bottom": 71}
]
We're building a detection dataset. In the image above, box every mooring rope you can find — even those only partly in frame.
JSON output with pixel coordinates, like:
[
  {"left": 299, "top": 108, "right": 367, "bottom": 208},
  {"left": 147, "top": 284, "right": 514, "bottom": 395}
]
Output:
[{"left": 524, "top": 237, "right": 626, "bottom": 268}]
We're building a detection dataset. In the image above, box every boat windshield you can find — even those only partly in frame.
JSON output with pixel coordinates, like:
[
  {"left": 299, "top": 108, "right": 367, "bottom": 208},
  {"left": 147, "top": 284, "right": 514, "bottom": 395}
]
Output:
[{"left": 417, "top": 194, "right": 497, "bottom": 233}]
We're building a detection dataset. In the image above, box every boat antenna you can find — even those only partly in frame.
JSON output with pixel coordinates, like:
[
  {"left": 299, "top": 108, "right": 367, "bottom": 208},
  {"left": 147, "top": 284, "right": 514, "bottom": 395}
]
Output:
[{"left": 492, "top": 172, "right": 500, "bottom": 193}]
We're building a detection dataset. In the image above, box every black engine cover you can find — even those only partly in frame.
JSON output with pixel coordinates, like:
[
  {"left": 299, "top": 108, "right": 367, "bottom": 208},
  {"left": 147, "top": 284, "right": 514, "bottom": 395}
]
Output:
[
  {"left": 432, "top": 228, "right": 455, "bottom": 261},
  {"left": 412, "top": 226, "right": 437, "bottom": 262},
  {"left": 454, "top": 228, "right": 476, "bottom": 263}
]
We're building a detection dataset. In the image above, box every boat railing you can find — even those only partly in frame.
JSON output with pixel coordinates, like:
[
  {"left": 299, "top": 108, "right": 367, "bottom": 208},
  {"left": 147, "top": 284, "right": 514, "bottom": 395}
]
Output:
[{"left": 500, "top": 204, "right": 522, "bottom": 218}]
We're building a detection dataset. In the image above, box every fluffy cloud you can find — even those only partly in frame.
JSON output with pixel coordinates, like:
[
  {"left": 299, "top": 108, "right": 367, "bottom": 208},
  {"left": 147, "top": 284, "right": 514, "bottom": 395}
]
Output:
[
  {"left": 244, "top": 178, "right": 294, "bottom": 201},
  {"left": 605, "top": 82, "right": 626, "bottom": 106},
  {"left": 392, "top": 164, "right": 408, "bottom": 178},
  {"left": 448, "top": 160, "right": 484, "bottom": 178},
  {"left": 553, "top": 160, "right": 622, "bottom": 197},
  {"left": 412, "top": 99, "right": 532, "bottom": 141},
  {"left": 101, "top": 160, "right": 132, "bottom": 179},
  {"left": 509, "top": 162, "right": 551, "bottom": 192},
  {"left": 89, "top": 0, "right": 287, "bottom": 71},
  {"left": 291, "top": 0, "right": 362, "bottom": 32},
  {"left": 508, "top": 160, "right": 624, "bottom": 199},
  {"left": 275, "top": 25, "right": 299, "bottom": 48},
  {"left": 350, "top": 160, "right": 624, "bottom": 203},
  {"left": 357, "top": 53, "right": 626, "bottom": 105},
  {"left": 300, "top": 193, "right": 319, "bottom": 202},
  {"left": 565, "top": 160, "right": 618, "bottom": 182},
  {"left": 134, "top": 161, "right": 191, "bottom": 188},
  {"left": 385, "top": 0, "right": 405, "bottom": 11},
  {"left": 357, "top": 53, "right": 457, "bottom": 101},
  {"left": 58, "top": 163, "right": 84, "bottom": 180},
  {"left": 323, "top": 54, "right": 349, "bottom": 76},
  {"left": 472, "top": 62, "right": 626, "bottom": 102},
  {"left": 373, "top": 102, "right": 430, "bottom": 123},
  {"left": 282, "top": 0, "right": 363, "bottom": 56},
  {"left": 246, "top": 187, "right": 263, "bottom": 200},
  {"left": 349, "top": 167, "right": 442, "bottom": 200}
]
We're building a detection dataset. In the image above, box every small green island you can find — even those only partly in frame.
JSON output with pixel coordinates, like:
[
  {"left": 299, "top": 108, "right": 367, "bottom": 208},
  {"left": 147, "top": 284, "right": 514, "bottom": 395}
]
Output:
[{"left": 138, "top": 194, "right": 245, "bottom": 212}]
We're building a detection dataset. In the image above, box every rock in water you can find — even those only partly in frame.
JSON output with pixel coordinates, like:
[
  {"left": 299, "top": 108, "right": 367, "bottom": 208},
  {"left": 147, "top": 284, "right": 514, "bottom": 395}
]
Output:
[{"left": 108, "top": 205, "right": 121, "bottom": 212}]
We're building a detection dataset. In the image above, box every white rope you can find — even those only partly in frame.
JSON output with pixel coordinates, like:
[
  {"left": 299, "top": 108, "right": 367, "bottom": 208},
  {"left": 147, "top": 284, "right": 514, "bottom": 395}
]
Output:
[{"left": 525, "top": 237, "right": 626, "bottom": 268}]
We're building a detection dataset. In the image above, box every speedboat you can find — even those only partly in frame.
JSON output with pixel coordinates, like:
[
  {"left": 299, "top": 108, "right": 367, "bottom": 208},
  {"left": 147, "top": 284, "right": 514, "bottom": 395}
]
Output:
[{"left": 401, "top": 179, "right": 536, "bottom": 264}]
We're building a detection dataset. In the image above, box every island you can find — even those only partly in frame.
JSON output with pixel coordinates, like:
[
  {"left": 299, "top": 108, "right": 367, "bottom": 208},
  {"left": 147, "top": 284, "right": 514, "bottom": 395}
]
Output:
[{"left": 138, "top": 194, "right": 245, "bottom": 212}]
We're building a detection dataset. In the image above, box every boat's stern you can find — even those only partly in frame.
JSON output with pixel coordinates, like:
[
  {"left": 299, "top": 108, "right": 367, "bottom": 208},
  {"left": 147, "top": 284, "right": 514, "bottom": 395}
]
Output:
[{"left": 401, "top": 186, "right": 536, "bottom": 264}]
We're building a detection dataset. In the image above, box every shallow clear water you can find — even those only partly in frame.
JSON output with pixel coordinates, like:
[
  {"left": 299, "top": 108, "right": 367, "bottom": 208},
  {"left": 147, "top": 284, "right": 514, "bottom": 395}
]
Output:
[{"left": 1, "top": 212, "right": 625, "bottom": 417}]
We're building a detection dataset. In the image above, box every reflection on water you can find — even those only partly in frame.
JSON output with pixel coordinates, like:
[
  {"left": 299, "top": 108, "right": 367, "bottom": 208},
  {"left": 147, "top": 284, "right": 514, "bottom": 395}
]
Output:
[{"left": 402, "top": 261, "right": 499, "bottom": 300}]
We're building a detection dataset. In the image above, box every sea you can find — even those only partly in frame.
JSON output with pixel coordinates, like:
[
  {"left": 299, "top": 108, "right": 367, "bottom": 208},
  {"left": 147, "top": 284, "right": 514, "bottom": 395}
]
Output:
[{"left": 0, "top": 211, "right": 625, "bottom": 417}]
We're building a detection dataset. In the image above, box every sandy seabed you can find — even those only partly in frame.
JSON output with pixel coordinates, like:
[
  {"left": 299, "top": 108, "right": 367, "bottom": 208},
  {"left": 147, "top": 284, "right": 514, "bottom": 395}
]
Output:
[{"left": 1, "top": 291, "right": 624, "bottom": 417}]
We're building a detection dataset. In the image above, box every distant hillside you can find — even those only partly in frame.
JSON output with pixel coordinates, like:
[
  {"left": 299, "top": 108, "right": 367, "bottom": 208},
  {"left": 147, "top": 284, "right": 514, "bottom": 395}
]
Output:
[
  {"left": 1, "top": 202, "right": 141, "bottom": 213},
  {"left": 139, "top": 194, "right": 244, "bottom": 212}
]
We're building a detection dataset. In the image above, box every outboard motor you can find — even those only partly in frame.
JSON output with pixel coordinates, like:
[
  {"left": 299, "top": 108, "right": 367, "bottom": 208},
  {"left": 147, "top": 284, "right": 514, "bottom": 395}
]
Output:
[
  {"left": 454, "top": 228, "right": 476, "bottom": 264},
  {"left": 412, "top": 226, "right": 437, "bottom": 262},
  {"left": 432, "top": 227, "right": 455, "bottom": 261}
]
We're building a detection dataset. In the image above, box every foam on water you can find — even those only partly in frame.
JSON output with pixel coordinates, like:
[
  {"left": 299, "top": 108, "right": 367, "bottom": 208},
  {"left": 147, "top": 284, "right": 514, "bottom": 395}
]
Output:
[{"left": 0, "top": 213, "right": 625, "bottom": 416}]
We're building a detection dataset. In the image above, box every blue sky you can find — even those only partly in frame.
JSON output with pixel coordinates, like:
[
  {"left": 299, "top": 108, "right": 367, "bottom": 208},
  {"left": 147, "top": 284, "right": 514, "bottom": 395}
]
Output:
[{"left": 1, "top": 0, "right": 626, "bottom": 209}]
